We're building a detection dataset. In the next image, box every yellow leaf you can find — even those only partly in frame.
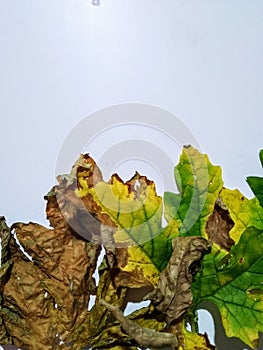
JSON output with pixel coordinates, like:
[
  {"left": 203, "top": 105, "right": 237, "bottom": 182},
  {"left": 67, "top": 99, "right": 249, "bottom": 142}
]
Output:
[
  {"left": 220, "top": 188, "right": 263, "bottom": 242},
  {"left": 76, "top": 162, "right": 164, "bottom": 288},
  {"left": 179, "top": 327, "right": 215, "bottom": 350}
]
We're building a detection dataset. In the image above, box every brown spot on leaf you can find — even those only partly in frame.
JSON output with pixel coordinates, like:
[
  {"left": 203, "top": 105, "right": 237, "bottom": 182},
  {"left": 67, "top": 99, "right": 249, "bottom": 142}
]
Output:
[
  {"left": 125, "top": 286, "right": 154, "bottom": 303},
  {"left": 76, "top": 154, "right": 103, "bottom": 188},
  {"left": 239, "top": 257, "right": 245, "bottom": 264},
  {"left": 205, "top": 197, "right": 234, "bottom": 251}
]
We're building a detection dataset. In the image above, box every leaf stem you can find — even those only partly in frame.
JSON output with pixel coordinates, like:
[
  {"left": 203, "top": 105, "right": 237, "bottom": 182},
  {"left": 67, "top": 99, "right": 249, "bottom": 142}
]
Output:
[{"left": 187, "top": 310, "right": 199, "bottom": 333}]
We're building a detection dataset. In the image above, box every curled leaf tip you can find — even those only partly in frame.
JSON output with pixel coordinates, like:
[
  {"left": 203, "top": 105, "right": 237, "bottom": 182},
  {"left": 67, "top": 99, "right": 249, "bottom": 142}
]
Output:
[
  {"left": 146, "top": 236, "right": 210, "bottom": 325},
  {"left": 100, "top": 299, "right": 178, "bottom": 349}
]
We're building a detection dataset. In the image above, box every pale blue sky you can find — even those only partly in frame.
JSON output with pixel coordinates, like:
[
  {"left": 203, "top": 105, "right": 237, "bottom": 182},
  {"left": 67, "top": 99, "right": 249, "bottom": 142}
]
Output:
[{"left": 1, "top": 2, "right": 263, "bottom": 348}]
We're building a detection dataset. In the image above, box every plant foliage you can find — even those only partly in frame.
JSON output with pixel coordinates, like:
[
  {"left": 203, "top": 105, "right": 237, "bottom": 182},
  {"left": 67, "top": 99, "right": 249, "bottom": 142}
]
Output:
[{"left": 0, "top": 146, "right": 263, "bottom": 349}]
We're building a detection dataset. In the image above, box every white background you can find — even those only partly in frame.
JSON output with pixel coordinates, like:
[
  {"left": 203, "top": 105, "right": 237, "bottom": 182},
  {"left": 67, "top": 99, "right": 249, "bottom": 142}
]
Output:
[
  {"left": 1, "top": 1, "right": 263, "bottom": 224},
  {"left": 1, "top": 1, "right": 263, "bottom": 348}
]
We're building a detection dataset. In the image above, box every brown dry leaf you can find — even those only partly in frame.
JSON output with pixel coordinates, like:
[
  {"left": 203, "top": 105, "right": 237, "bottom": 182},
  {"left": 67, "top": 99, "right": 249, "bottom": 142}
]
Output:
[
  {"left": 0, "top": 192, "right": 100, "bottom": 350},
  {"left": 205, "top": 197, "right": 234, "bottom": 251},
  {"left": 100, "top": 299, "right": 178, "bottom": 350},
  {"left": 54, "top": 154, "right": 115, "bottom": 242},
  {"left": 145, "top": 236, "right": 210, "bottom": 325},
  {"left": 71, "top": 267, "right": 129, "bottom": 349},
  {"left": 54, "top": 154, "right": 118, "bottom": 271},
  {"left": 0, "top": 217, "right": 11, "bottom": 265},
  {"left": 0, "top": 217, "right": 13, "bottom": 345}
]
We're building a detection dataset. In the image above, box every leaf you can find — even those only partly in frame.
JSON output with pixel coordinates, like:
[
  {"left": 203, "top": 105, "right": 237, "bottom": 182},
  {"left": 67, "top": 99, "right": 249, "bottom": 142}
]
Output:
[
  {"left": 246, "top": 149, "right": 263, "bottom": 207},
  {"left": 0, "top": 217, "right": 13, "bottom": 345},
  {"left": 75, "top": 147, "right": 223, "bottom": 286},
  {"left": 145, "top": 236, "right": 210, "bottom": 325},
  {"left": 246, "top": 176, "right": 263, "bottom": 208},
  {"left": 0, "top": 217, "right": 11, "bottom": 265},
  {"left": 2, "top": 147, "right": 258, "bottom": 350},
  {"left": 220, "top": 188, "right": 263, "bottom": 243},
  {"left": 164, "top": 146, "right": 223, "bottom": 238},
  {"left": 179, "top": 329, "right": 215, "bottom": 350},
  {"left": 93, "top": 299, "right": 215, "bottom": 350},
  {"left": 72, "top": 266, "right": 164, "bottom": 349},
  {"left": 79, "top": 254, "right": 214, "bottom": 350},
  {"left": 204, "top": 197, "right": 234, "bottom": 251},
  {"left": 169, "top": 322, "right": 215, "bottom": 350},
  {"left": 78, "top": 171, "right": 163, "bottom": 247},
  {"left": 71, "top": 268, "right": 129, "bottom": 349},
  {"left": 259, "top": 149, "right": 263, "bottom": 167},
  {"left": 76, "top": 158, "right": 165, "bottom": 288},
  {"left": 99, "top": 299, "right": 178, "bottom": 350},
  {"left": 0, "top": 193, "right": 100, "bottom": 350},
  {"left": 192, "top": 226, "right": 263, "bottom": 349},
  {"left": 71, "top": 151, "right": 217, "bottom": 347}
]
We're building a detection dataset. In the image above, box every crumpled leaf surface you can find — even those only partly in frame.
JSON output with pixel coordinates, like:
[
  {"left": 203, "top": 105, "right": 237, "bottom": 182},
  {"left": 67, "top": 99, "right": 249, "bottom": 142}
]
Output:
[
  {"left": 0, "top": 191, "right": 101, "bottom": 350},
  {"left": 205, "top": 197, "right": 234, "bottom": 251},
  {"left": 2, "top": 146, "right": 262, "bottom": 350},
  {"left": 192, "top": 226, "right": 263, "bottom": 348},
  {"left": 100, "top": 299, "right": 179, "bottom": 350},
  {"left": 71, "top": 267, "right": 130, "bottom": 350},
  {"left": 145, "top": 236, "right": 210, "bottom": 325},
  {"left": 0, "top": 217, "right": 13, "bottom": 345}
]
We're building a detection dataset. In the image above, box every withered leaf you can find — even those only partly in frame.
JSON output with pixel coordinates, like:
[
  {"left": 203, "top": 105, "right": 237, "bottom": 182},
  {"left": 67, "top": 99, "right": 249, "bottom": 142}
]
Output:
[
  {"left": 0, "top": 217, "right": 11, "bottom": 265},
  {"left": 0, "top": 217, "right": 12, "bottom": 345},
  {"left": 71, "top": 267, "right": 129, "bottom": 349},
  {"left": 145, "top": 236, "right": 210, "bottom": 325},
  {"left": 2, "top": 147, "right": 260, "bottom": 349},
  {"left": 205, "top": 197, "right": 234, "bottom": 251},
  {"left": 99, "top": 299, "right": 178, "bottom": 350},
  {"left": 0, "top": 193, "right": 101, "bottom": 350}
]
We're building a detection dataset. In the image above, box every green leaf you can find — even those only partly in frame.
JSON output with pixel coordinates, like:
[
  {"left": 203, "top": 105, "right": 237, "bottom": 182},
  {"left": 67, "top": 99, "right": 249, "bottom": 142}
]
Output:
[
  {"left": 164, "top": 146, "right": 223, "bottom": 238},
  {"left": 246, "top": 149, "right": 263, "bottom": 207},
  {"left": 246, "top": 176, "right": 263, "bottom": 207},
  {"left": 259, "top": 149, "right": 263, "bottom": 167},
  {"left": 193, "top": 226, "right": 263, "bottom": 349}
]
